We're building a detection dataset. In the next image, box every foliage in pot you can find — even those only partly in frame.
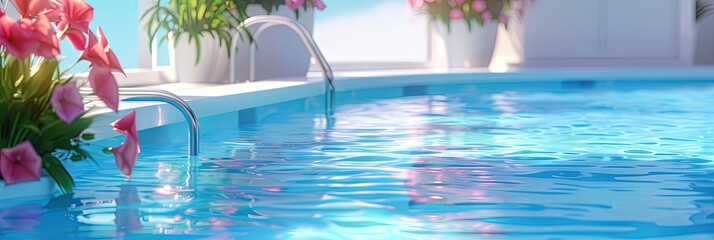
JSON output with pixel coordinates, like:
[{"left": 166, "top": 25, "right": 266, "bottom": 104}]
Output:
[{"left": 142, "top": 0, "right": 326, "bottom": 64}]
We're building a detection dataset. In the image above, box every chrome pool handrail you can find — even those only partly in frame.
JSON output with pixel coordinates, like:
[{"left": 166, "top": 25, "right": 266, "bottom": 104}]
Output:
[
  {"left": 80, "top": 88, "right": 200, "bottom": 156},
  {"left": 230, "top": 15, "right": 335, "bottom": 116}
]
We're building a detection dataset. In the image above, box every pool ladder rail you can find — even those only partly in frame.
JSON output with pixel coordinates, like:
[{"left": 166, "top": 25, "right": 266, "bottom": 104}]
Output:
[
  {"left": 230, "top": 15, "right": 336, "bottom": 116},
  {"left": 80, "top": 88, "right": 200, "bottom": 156},
  {"left": 78, "top": 16, "right": 331, "bottom": 157}
]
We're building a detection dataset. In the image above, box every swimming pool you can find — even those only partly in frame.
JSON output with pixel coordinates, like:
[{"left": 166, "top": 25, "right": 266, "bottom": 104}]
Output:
[{"left": 1, "top": 78, "right": 714, "bottom": 239}]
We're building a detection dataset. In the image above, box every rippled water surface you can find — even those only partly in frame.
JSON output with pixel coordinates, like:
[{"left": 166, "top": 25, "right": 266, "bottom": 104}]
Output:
[{"left": 2, "top": 81, "right": 714, "bottom": 239}]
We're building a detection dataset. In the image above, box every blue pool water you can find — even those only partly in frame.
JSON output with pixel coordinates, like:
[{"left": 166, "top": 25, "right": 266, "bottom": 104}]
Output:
[{"left": 2, "top": 80, "right": 714, "bottom": 239}]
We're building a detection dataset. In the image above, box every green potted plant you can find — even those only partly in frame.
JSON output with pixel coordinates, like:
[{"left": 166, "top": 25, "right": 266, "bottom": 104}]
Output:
[
  {"left": 143, "top": 0, "right": 246, "bottom": 84},
  {"left": 408, "top": 0, "right": 527, "bottom": 68},
  {"left": 142, "top": 0, "right": 326, "bottom": 84}
]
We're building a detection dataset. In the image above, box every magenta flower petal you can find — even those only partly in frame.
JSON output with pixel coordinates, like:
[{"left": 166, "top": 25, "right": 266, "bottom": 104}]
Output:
[
  {"left": 284, "top": 0, "right": 305, "bottom": 11},
  {"left": 82, "top": 28, "right": 124, "bottom": 74},
  {"left": 112, "top": 111, "right": 138, "bottom": 141},
  {"left": 112, "top": 136, "right": 138, "bottom": 177},
  {"left": 57, "top": 0, "right": 93, "bottom": 50},
  {"left": 65, "top": 28, "right": 87, "bottom": 50},
  {"left": 472, "top": 0, "right": 487, "bottom": 12},
  {"left": 481, "top": 11, "right": 492, "bottom": 21},
  {"left": 0, "top": 141, "right": 42, "bottom": 185},
  {"left": 88, "top": 66, "right": 119, "bottom": 111},
  {"left": 0, "top": 13, "right": 39, "bottom": 59},
  {"left": 313, "top": 0, "right": 326, "bottom": 10},
  {"left": 97, "top": 27, "right": 124, "bottom": 74},
  {"left": 31, "top": 15, "right": 60, "bottom": 58},
  {"left": 498, "top": 14, "right": 508, "bottom": 24},
  {"left": 111, "top": 111, "right": 140, "bottom": 177},
  {"left": 449, "top": 8, "right": 464, "bottom": 20},
  {"left": 50, "top": 84, "right": 84, "bottom": 124},
  {"left": 11, "top": 0, "right": 62, "bottom": 20},
  {"left": 407, "top": 0, "right": 425, "bottom": 9}
]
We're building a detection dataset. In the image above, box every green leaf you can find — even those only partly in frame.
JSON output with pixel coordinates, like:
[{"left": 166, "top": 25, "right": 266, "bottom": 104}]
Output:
[
  {"left": 27, "top": 59, "right": 58, "bottom": 96},
  {"left": 43, "top": 155, "right": 75, "bottom": 194},
  {"left": 20, "top": 123, "right": 41, "bottom": 135},
  {"left": 81, "top": 133, "right": 96, "bottom": 141},
  {"left": 41, "top": 115, "right": 93, "bottom": 143}
]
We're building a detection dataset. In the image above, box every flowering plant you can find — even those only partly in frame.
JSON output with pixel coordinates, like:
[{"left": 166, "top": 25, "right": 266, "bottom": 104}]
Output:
[
  {"left": 408, "top": 0, "right": 531, "bottom": 30},
  {"left": 142, "top": 0, "right": 326, "bottom": 63},
  {"left": 0, "top": 0, "right": 139, "bottom": 194}
]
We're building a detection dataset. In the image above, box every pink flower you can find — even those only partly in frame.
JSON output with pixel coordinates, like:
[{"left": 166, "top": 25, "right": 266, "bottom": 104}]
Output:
[
  {"left": 50, "top": 83, "right": 84, "bottom": 124},
  {"left": 11, "top": 0, "right": 62, "bottom": 21},
  {"left": 88, "top": 66, "right": 119, "bottom": 111},
  {"left": 0, "top": 12, "right": 38, "bottom": 59},
  {"left": 312, "top": 0, "right": 326, "bottom": 10},
  {"left": 449, "top": 8, "right": 464, "bottom": 20},
  {"left": 472, "top": 0, "right": 487, "bottom": 12},
  {"left": 407, "top": 0, "right": 425, "bottom": 9},
  {"left": 97, "top": 27, "right": 123, "bottom": 73},
  {"left": 285, "top": 0, "right": 305, "bottom": 11},
  {"left": 0, "top": 141, "right": 42, "bottom": 185},
  {"left": 82, "top": 27, "right": 123, "bottom": 73},
  {"left": 285, "top": 0, "right": 326, "bottom": 11},
  {"left": 111, "top": 111, "right": 139, "bottom": 177},
  {"left": 30, "top": 15, "right": 60, "bottom": 58},
  {"left": 481, "top": 10, "right": 492, "bottom": 21},
  {"left": 82, "top": 28, "right": 123, "bottom": 111},
  {"left": 498, "top": 14, "right": 509, "bottom": 24},
  {"left": 454, "top": 0, "right": 466, "bottom": 5},
  {"left": 57, "top": 0, "right": 93, "bottom": 50}
]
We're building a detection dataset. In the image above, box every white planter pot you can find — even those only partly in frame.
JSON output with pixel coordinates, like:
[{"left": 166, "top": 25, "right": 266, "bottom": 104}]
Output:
[
  {"left": 0, "top": 176, "right": 60, "bottom": 202},
  {"left": 170, "top": 34, "right": 231, "bottom": 84},
  {"left": 233, "top": 5, "right": 314, "bottom": 82},
  {"left": 695, "top": 1, "right": 714, "bottom": 65},
  {"left": 430, "top": 21, "right": 498, "bottom": 68}
]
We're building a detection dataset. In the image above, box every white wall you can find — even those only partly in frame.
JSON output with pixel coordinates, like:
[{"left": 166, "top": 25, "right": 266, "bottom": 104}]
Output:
[{"left": 516, "top": 0, "right": 695, "bottom": 67}]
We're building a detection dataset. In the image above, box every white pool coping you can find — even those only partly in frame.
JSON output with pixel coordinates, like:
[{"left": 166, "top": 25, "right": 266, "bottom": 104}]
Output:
[{"left": 87, "top": 67, "right": 714, "bottom": 139}]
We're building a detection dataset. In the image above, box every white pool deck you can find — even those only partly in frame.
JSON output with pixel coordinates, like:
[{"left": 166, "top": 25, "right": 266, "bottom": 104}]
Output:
[{"left": 87, "top": 67, "right": 714, "bottom": 139}]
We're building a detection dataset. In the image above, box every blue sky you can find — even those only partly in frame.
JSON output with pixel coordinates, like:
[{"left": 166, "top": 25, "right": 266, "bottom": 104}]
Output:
[{"left": 60, "top": 1, "right": 139, "bottom": 72}]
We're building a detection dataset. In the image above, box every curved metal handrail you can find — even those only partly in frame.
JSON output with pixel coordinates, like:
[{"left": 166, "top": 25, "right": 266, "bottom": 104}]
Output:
[
  {"left": 230, "top": 15, "right": 335, "bottom": 116},
  {"left": 81, "top": 88, "right": 200, "bottom": 156}
]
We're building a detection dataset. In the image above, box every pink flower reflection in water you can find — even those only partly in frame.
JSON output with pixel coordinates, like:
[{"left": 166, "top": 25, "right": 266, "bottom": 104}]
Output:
[
  {"left": 114, "top": 185, "right": 142, "bottom": 232},
  {"left": 0, "top": 204, "right": 42, "bottom": 231},
  {"left": 405, "top": 156, "right": 505, "bottom": 236}
]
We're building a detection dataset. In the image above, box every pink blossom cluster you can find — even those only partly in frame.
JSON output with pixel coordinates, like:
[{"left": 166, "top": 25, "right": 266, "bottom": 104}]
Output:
[
  {"left": 0, "top": 0, "right": 139, "bottom": 185},
  {"left": 408, "top": 0, "right": 534, "bottom": 24},
  {"left": 285, "top": 0, "right": 326, "bottom": 11}
]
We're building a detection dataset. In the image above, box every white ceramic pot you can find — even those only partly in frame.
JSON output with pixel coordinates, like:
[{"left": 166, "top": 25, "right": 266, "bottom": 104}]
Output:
[
  {"left": 430, "top": 20, "right": 499, "bottom": 68},
  {"left": 695, "top": 0, "right": 714, "bottom": 65},
  {"left": 0, "top": 176, "right": 60, "bottom": 201},
  {"left": 232, "top": 4, "right": 315, "bottom": 82},
  {"left": 170, "top": 34, "right": 231, "bottom": 84}
]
